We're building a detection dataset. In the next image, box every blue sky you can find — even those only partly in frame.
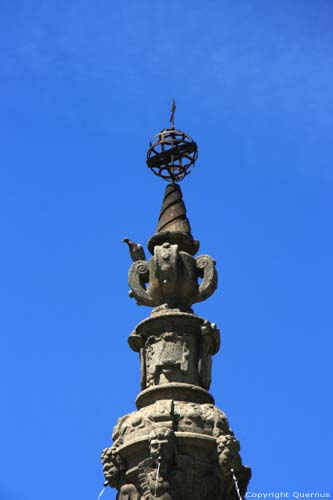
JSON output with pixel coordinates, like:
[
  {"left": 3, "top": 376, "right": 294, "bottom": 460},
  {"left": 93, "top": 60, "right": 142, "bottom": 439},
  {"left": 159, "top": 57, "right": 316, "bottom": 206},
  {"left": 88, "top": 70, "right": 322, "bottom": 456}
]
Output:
[{"left": 1, "top": 1, "right": 332, "bottom": 499}]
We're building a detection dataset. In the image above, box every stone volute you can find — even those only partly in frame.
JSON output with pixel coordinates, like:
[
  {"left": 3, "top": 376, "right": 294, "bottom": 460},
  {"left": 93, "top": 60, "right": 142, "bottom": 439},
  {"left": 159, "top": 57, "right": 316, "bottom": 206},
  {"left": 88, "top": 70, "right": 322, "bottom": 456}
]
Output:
[{"left": 101, "top": 103, "right": 251, "bottom": 500}]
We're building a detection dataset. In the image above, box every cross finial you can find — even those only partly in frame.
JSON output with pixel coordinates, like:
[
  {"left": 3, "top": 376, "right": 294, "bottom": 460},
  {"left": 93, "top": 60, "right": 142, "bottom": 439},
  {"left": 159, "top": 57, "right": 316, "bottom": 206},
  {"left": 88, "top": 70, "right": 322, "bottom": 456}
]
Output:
[{"left": 170, "top": 98, "right": 176, "bottom": 128}]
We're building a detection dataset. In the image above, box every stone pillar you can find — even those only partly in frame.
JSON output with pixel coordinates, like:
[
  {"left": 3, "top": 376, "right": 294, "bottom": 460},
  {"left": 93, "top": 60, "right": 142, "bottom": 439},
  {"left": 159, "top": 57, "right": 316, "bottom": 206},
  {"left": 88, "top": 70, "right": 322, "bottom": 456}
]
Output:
[{"left": 101, "top": 181, "right": 251, "bottom": 499}]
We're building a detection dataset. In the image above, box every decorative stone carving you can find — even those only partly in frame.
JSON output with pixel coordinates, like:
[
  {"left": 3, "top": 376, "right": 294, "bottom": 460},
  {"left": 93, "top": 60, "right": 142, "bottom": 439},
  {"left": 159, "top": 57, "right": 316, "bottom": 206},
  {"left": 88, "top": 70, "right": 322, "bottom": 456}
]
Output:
[
  {"left": 110, "top": 400, "right": 236, "bottom": 452},
  {"left": 129, "top": 313, "right": 220, "bottom": 391},
  {"left": 111, "top": 400, "right": 175, "bottom": 449},
  {"left": 174, "top": 402, "right": 230, "bottom": 437},
  {"left": 198, "top": 320, "right": 220, "bottom": 390},
  {"left": 102, "top": 447, "right": 141, "bottom": 498},
  {"left": 101, "top": 447, "right": 124, "bottom": 489},
  {"left": 145, "top": 332, "right": 191, "bottom": 387},
  {"left": 128, "top": 260, "right": 152, "bottom": 307},
  {"left": 118, "top": 484, "right": 141, "bottom": 500},
  {"left": 217, "top": 434, "right": 242, "bottom": 474},
  {"left": 216, "top": 435, "right": 252, "bottom": 500},
  {"left": 137, "top": 428, "right": 178, "bottom": 499},
  {"left": 193, "top": 255, "right": 218, "bottom": 304},
  {"left": 128, "top": 243, "right": 217, "bottom": 310},
  {"left": 102, "top": 133, "right": 251, "bottom": 498},
  {"left": 149, "top": 427, "right": 176, "bottom": 463},
  {"left": 102, "top": 398, "right": 251, "bottom": 498},
  {"left": 200, "top": 320, "right": 220, "bottom": 355},
  {"left": 103, "top": 309, "right": 250, "bottom": 500}
]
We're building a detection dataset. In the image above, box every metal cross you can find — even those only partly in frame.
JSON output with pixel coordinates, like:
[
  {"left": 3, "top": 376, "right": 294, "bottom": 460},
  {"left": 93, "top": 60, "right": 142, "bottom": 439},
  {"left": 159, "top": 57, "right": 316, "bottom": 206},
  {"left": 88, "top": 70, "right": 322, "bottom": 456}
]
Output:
[{"left": 170, "top": 98, "right": 176, "bottom": 128}]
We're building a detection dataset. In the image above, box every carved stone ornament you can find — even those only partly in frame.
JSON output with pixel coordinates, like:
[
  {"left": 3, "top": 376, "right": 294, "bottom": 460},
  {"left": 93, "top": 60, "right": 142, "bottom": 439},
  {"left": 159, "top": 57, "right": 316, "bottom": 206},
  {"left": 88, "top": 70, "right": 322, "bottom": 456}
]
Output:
[
  {"left": 102, "top": 398, "right": 251, "bottom": 499},
  {"left": 101, "top": 113, "right": 251, "bottom": 499},
  {"left": 145, "top": 332, "right": 191, "bottom": 387},
  {"left": 128, "top": 243, "right": 217, "bottom": 310},
  {"left": 128, "top": 313, "right": 220, "bottom": 391}
]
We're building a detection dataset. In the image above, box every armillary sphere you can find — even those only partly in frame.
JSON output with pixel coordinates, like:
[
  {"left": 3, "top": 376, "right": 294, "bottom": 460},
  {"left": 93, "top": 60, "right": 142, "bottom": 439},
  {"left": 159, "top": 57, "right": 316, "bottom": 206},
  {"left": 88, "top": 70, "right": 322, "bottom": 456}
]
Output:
[{"left": 146, "top": 100, "right": 198, "bottom": 183}]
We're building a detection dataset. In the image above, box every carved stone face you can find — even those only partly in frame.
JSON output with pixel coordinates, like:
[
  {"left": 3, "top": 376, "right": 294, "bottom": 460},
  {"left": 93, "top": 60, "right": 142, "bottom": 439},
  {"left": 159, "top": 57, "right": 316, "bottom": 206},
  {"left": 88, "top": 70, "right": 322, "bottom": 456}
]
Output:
[
  {"left": 150, "top": 436, "right": 171, "bottom": 461},
  {"left": 149, "top": 428, "right": 175, "bottom": 463},
  {"left": 101, "top": 447, "right": 126, "bottom": 489},
  {"left": 177, "top": 402, "right": 203, "bottom": 432},
  {"left": 104, "top": 461, "right": 120, "bottom": 488}
]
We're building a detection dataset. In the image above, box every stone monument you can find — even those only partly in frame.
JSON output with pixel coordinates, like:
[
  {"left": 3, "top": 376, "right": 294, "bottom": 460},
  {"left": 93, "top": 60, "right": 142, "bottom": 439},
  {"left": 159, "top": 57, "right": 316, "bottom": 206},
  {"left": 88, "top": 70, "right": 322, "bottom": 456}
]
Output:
[{"left": 101, "top": 102, "right": 251, "bottom": 499}]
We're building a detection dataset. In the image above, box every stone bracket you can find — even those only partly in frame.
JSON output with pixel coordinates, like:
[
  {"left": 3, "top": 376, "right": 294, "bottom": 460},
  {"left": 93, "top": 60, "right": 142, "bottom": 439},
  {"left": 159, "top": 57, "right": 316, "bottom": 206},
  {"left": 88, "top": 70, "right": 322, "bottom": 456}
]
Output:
[
  {"left": 194, "top": 254, "right": 218, "bottom": 304},
  {"left": 128, "top": 260, "right": 154, "bottom": 307}
]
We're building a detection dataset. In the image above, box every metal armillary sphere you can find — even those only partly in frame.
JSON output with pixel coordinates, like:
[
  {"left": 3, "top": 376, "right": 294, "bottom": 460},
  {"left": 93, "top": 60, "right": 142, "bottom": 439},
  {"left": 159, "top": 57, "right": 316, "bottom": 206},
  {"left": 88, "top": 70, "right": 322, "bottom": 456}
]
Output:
[{"left": 146, "top": 100, "right": 198, "bottom": 183}]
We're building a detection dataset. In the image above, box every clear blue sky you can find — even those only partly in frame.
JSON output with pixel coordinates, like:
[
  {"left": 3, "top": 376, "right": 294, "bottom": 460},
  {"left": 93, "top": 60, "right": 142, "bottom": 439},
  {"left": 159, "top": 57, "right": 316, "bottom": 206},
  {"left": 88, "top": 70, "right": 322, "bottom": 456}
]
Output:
[{"left": 1, "top": 1, "right": 332, "bottom": 499}]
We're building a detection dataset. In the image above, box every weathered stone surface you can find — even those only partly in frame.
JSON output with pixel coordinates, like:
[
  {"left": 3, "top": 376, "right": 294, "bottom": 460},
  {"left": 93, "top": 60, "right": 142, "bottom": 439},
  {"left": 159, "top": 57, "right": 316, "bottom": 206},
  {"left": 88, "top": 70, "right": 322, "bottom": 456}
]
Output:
[
  {"left": 147, "top": 184, "right": 199, "bottom": 256},
  {"left": 102, "top": 399, "right": 250, "bottom": 499},
  {"left": 103, "top": 241, "right": 250, "bottom": 499},
  {"left": 102, "top": 261, "right": 250, "bottom": 499},
  {"left": 126, "top": 184, "right": 218, "bottom": 312},
  {"left": 101, "top": 126, "right": 251, "bottom": 498},
  {"left": 136, "top": 383, "right": 214, "bottom": 409},
  {"left": 144, "top": 332, "right": 196, "bottom": 387},
  {"left": 128, "top": 313, "right": 220, "bottom": 391},
  {"left": 128, "top": 244, "right": 217, "bottom": 310}
]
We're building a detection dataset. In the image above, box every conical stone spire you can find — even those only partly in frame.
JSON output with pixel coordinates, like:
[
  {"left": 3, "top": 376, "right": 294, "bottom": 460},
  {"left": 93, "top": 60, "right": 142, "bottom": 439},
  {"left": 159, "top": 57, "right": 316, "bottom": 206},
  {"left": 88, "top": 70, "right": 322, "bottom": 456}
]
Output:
[
  {"left": 156, "top": 183, "right": 192, "bottom": 235},
  {"left": 101, "top": 104, "right": 251, "bottom": 499},
  {"left": 148, "top": 183, "right": 199, "bottom": 256}
]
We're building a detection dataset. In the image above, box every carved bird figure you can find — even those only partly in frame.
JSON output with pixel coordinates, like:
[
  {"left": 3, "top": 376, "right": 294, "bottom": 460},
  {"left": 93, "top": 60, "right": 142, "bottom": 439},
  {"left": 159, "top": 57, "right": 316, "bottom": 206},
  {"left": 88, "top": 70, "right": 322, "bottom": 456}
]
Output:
[{"left": 122, "top": 238, "right": 146, "bottom": 262}]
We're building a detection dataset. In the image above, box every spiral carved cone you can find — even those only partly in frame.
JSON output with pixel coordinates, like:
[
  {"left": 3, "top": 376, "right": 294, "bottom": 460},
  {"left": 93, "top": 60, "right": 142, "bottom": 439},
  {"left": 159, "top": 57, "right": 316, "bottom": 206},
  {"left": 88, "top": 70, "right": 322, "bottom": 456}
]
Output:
[{"left": 148, "top": 184, "right": 199, "bottom": 255}]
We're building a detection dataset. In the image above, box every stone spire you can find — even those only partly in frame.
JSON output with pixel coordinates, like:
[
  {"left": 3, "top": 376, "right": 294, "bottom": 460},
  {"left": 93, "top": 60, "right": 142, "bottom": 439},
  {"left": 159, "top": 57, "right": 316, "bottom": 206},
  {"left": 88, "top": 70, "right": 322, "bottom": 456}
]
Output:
[
  {"left": 101, "top": 102, "right": 251, "bottom": 499},
  {"left": 148, "top": 183, "right": 199, "bottom": 256}
]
